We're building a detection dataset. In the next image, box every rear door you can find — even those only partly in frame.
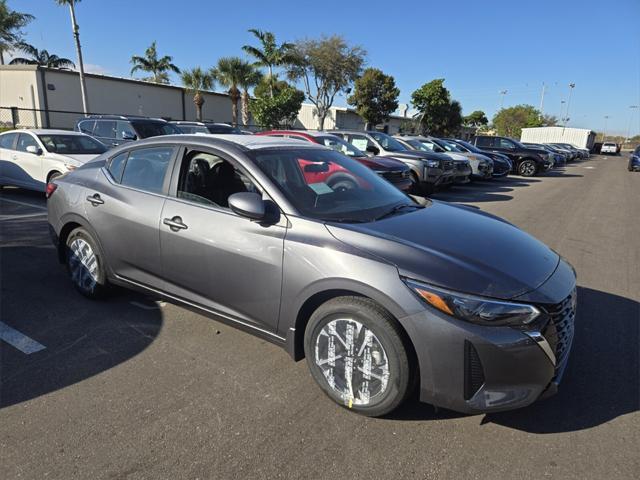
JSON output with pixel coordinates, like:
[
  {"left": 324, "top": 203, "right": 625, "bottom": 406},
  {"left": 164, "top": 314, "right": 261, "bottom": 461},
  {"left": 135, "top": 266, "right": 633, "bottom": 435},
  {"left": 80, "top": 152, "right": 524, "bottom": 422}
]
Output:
[
  {"left": 0, "top": 132, "right": 20, "bottom": 186},
  {"left": 159, "top": 146, "right": 286, "bottom": 333},
  {"left": 84, "top": 145, "right": 177, "bottom": 289}
]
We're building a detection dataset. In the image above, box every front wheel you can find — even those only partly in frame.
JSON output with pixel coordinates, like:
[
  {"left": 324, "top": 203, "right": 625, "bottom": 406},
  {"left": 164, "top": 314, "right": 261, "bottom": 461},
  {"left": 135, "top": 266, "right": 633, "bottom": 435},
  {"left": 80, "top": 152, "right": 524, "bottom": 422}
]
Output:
[
  {"left": 518, "top": 159, "right": 537, "bottom": 177},
  {"left": 304, "top": 296, "right": 414, "bottom": 417},
  {"left": 66, "top": 227, "right": 109, "bottom": 299}
]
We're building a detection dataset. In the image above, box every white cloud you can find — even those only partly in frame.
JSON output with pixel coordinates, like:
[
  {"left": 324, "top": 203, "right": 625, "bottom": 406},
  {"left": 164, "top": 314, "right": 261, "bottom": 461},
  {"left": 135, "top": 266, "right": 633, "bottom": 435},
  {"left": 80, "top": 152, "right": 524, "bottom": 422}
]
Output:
[{"left": 80, "top": 63, "right": 110, "bottom": 75}]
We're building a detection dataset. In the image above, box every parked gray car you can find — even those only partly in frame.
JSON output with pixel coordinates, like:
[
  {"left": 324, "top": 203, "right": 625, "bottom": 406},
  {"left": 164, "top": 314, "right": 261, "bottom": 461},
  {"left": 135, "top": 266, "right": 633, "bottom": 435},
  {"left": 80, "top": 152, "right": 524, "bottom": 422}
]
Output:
[
  {"left": 47, "top": 135, "right": 577, "bottom": 416},
  {"left": 330, "top": 130, "right": 455, "bottom": 194}
]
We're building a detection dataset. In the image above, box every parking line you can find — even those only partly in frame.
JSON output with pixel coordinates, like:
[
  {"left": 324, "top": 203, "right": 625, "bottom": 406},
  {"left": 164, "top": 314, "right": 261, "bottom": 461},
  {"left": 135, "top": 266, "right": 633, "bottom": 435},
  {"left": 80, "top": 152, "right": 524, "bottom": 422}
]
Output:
[
  {"left": 0, "top": 197, "right": 47, "bottom": 211},
  {"left": 0, "top": 211, "right": 48, "bottom": 220},
  {"left": 0, "top": 321, "right": 46, "bottom": 354}
]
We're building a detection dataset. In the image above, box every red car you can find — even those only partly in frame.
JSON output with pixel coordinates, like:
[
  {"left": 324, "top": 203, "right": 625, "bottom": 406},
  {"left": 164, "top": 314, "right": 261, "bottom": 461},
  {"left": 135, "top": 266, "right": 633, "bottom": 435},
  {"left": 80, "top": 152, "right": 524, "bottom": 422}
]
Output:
[{"left": 256, "top": 130, "right": 412, "bottom": 191}]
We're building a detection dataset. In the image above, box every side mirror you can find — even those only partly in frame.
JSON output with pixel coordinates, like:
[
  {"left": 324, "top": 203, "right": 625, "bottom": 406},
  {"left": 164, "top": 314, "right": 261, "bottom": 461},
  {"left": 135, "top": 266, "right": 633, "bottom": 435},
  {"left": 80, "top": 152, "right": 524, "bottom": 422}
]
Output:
[
  {"left": 366, "top": 144, "right": 380, "bottom": 155},
  {"left": 229, "top": 192, "right": 265, "bottom": 221},
  {"left": 26, "top": 145, "right": 42, "bottom": 155},
  {"left": 122, "top": 131, "right": 137, "bottom": 140}
]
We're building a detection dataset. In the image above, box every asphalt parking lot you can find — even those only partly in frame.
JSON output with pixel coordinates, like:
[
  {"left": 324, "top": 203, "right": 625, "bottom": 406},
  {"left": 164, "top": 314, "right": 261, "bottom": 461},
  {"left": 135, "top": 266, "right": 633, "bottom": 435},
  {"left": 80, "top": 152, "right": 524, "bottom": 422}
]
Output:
[{"left": 1, "top": 155, "right": 638, "bottom": 479}]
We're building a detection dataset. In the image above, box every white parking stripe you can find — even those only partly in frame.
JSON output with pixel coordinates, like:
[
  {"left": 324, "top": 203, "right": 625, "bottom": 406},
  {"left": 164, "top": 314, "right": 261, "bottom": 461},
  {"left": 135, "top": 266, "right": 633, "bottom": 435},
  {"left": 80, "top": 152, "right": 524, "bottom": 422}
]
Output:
[
  {"left": 0, "top": 321, "right": 46, "bottom": 354},
  {"left": 0, "top": 197, "right": 47, "bottom": 211},
  {"left": 0, "top": 212, "right": 47, "bottom": 220}
]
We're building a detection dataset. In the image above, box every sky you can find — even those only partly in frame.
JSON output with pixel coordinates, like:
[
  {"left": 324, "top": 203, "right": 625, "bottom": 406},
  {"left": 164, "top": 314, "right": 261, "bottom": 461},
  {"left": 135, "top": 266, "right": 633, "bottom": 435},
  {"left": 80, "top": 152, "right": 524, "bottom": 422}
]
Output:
[{"left": 8, "top": 0, "right": 640, "bottom": 136}]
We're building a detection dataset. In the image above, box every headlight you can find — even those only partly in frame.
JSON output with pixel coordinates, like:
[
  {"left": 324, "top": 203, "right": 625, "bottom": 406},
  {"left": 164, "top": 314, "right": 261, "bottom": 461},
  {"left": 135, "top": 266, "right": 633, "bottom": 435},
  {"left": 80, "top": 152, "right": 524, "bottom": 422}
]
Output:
[
  {"left": 426, "top": 160, "right": 439, "bottom": 168},
  {"left": 404, "top": 279, "right": 540, "bottom": 326}
]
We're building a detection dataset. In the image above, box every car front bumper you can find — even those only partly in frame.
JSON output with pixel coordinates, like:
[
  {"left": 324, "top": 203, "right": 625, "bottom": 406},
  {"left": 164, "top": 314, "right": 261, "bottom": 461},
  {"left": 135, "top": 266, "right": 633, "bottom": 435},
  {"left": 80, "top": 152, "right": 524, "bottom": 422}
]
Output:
[{"left": 400, "top": 261, "right": 576, "bottom": 414}]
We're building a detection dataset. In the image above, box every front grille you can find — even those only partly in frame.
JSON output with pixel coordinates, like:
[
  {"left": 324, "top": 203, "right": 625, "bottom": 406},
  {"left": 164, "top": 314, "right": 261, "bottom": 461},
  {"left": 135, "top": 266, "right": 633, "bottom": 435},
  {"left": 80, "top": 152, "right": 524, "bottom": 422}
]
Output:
[
  {"left": 542, "top": 288, "right": 577, "bottom": 371},
  {"left": 443, "top": 160, "right": 454, "bottom": 171},
  {"left": 454, "top": 161, "right": 468, "bottom": 171},
  {"left": 464, "top": 340, "right": 485, "bottom": 400},
  {"left": 381, "top": 169, "right": 409, "bottom": 182}
]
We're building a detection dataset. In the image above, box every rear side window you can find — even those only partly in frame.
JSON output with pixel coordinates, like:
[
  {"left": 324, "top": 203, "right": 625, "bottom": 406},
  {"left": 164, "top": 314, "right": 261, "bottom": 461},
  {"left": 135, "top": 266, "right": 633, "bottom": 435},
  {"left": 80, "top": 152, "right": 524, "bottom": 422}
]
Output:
[
  {"left": 0, "top": 132, "right": 18, "bottom": 149},
  {"left": 120, "top": 147, "right": 174, "bottom": 194},
  {"left": 94, "top": 120, "right": 116, "bottom": 139},
  {"left": 78, "top": 120, "right": 95, "bottom": 134},
  {"left": 107, "top": 152, "right": 128, "bottom": 183}
]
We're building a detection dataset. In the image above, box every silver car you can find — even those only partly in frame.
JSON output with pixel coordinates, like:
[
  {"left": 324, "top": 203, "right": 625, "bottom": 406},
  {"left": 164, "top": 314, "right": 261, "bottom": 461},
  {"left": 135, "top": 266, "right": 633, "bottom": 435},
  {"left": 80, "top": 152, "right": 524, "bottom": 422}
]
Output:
[{"left": 48, "top": 134, "right": 577, "bottom": 416}]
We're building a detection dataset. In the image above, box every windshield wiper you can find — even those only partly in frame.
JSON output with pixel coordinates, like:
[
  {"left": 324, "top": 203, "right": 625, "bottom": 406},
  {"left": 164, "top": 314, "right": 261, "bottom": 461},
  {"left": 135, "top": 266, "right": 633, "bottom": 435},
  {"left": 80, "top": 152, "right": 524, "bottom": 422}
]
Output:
[{"left": 372, "top": 203, "right": 424, "bottom": 222}]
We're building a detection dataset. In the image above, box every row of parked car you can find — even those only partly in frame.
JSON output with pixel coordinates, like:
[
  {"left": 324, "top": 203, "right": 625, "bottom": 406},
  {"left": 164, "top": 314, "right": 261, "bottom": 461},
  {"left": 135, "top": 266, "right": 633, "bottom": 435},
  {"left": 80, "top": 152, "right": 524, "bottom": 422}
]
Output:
[{"left": 0, "top": 113, "right": 591, "bottom": 194}]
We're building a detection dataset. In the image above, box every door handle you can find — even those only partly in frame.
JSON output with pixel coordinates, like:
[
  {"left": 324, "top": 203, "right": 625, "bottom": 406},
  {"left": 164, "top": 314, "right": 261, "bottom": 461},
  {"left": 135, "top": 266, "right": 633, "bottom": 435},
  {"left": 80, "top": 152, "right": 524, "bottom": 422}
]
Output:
[
  {"left": 11, "top": 154, "right": 17, "bottom": 160},
  {"left": 163, "top": 216, "right": 188, "bottom": 231},
  {"left": 86, "top": 193, "right": 104, "bottom": 205}
]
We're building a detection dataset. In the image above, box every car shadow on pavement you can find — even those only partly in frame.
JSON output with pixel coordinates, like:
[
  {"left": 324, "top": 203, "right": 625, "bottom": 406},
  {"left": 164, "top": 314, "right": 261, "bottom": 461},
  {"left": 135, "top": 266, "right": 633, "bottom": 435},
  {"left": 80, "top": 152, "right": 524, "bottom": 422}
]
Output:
[
  {"left": 0, "top": 211, "right": 163, "bottom": 409},
  {"left": 433, "top": 177, "right": 541, "bottom": 203},
  {"left": 388, "top": 287, "right": 639, "bottom": 432}
]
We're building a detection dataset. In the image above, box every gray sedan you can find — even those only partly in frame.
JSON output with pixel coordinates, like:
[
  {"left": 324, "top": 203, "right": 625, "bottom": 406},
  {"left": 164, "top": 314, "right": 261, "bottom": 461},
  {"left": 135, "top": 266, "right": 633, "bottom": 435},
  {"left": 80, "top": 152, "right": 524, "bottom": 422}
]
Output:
[{"left": 47, "top": 135, "right": 577, "bottom": 416}]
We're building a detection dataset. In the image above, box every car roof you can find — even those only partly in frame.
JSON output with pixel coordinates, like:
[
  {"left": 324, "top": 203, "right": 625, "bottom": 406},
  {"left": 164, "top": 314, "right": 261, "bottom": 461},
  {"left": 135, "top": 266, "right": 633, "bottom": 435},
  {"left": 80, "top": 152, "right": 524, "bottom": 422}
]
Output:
[
  {"left": 1, "top": 129, "right": 86, "bottom": 136},
  {"left": 131, "top": 134, "right": 326, "bottom": 151}
]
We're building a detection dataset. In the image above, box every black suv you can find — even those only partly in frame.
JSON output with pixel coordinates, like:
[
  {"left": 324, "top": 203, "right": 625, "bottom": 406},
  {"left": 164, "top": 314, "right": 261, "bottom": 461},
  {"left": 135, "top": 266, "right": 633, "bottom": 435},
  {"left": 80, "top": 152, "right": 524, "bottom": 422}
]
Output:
[
  {"left": 169, "top": 121, "right": 245, "bottom": 135},
  {"left": 471, "top": 135, "right": 553, "bottom": 176},
  {"left": 76, "top": 115, "right": 181, "bottom": 148}
]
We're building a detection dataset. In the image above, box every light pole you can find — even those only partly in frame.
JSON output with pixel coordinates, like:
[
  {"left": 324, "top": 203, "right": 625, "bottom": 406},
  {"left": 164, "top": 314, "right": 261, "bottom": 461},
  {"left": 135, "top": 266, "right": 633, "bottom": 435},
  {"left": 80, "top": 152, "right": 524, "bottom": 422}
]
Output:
[
  {"left": 564, "top": 83, "right": 575, "bottom": 127},
  {"left": 625, "top": 105, "right": 639, "bottom": 145},
  {"left": 499, "top": 90, "right": 507, "bottom": 110},
  {"left": 560, "top": 100, "right": 566, "bottom": 120},
  {"left": 602, "top": 116, "right": 610, "bottom": 142}
]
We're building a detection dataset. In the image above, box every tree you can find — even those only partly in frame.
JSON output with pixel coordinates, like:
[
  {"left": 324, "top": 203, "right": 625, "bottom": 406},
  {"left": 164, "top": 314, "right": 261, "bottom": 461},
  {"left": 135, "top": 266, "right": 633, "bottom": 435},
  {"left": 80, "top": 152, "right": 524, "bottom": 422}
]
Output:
[
  {"left": 541, "top": 114, "right": 558, "bottom": 126},
  {"left": 411, "top": 79, "right": 463, "bottom": 136},
  {"left": 347, "top": 68, "right": 399, "bottom": 130},
  {"left": 0, "top": 0, "right": 34, "bottom": 65},
  {"left": 250, "top": 84, "right": 305, "bottom": 129},
  {"left": 130, "top": 41, "right": 180, "bottom": 84},
  {"left": 181, "top": 67, "right": 214, "bottom": 121},
  {"left": 239, "top": 67, "right": 262, "bottom": 127},
  {"left": 55, "top": 0, "right": 89, "bottom": 113},
  {"left": 242, "top": 29, "right": 293, "bottom": 98},
  {"left": 287, "top": 35, "right": 365, "bottom": 130},
  {"left": 212, "top": 57, "right": 252, "bottom": 127},
  {"left": 9, "top": 42, "right": 74, "bottom": 68},
  {"left": 463, "top": 110, "right": 488, "bottom": 127},
  {"left": 492, "top": 104, "right": 544, "bottom": 137}
]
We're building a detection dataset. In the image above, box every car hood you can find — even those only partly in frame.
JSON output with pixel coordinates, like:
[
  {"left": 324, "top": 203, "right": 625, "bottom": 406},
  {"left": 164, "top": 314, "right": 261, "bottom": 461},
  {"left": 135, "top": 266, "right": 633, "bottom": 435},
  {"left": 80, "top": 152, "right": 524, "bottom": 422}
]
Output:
[
  {"left": 356, "top": 155, "right": 409, "bottom": 171},
  {"left": 523, "top": 147, "right": 548, "bottom": 156},
  {"left": 442, "top": 152, "right": 468, "bottom": 161},
  {"left": 326, "top": 201, "right": 559, "bottom": 299},
  {"left": 48, "top": 153, "right": 101, "bottom": 165}
]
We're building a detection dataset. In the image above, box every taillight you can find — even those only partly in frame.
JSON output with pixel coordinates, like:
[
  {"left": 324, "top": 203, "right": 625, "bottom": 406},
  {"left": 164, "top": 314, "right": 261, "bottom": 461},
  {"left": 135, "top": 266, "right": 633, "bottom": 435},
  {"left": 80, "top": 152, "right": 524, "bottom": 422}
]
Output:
[{"left": 45, "top": 182, "right": 58, "bottom": 199}]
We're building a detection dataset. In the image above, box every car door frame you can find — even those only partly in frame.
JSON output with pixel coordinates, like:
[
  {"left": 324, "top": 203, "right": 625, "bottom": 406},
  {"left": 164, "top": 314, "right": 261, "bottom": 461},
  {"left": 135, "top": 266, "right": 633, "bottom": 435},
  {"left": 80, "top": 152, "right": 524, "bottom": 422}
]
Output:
[{"left": 160, "top": 143, "right": 289, "bottom": 339}]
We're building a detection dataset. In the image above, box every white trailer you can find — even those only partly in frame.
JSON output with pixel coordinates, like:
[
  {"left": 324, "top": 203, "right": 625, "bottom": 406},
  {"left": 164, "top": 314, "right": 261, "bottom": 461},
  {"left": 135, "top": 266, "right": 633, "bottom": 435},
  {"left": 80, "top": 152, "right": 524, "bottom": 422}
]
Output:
[{"left": 520, "top": 127, "right": 596, "bottom": 149}]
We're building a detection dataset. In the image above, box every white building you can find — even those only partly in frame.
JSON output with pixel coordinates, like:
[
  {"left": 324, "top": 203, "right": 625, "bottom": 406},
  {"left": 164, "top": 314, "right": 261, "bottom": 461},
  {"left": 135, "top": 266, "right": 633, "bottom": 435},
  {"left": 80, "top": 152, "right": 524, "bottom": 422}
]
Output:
[{"left": 293, "top": 103, "right": 411, "bottom": 134}]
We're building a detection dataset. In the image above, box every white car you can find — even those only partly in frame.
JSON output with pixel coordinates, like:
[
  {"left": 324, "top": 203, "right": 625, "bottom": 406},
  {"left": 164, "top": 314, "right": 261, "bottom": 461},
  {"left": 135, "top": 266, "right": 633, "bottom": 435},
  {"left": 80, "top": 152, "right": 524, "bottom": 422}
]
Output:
[
  {"left": 600, "top": 142, "right": 618, "bottom": 155},
  {"left": 0, "top": 129, "right": 106, "bottom": 192}
]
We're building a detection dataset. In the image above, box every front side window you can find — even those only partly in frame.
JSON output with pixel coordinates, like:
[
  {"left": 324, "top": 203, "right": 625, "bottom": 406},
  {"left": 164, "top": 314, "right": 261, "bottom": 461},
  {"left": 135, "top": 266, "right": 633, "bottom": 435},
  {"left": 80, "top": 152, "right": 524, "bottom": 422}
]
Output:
[
  {"left": 0, "top": 132, "right": 18, "bottom": 149},
  {"left": 120, "top": 147, "right": 174, "bottom": 193},
  {"left": 475, "top": 137, "right": 494, "bottom": 148},
  {"left": 16, "top": 133, "right": 39, "bottom": 152},
  {"left": 94, "top": 120, "right": 117, "bottom": 139},
  {"left": 78, "top": 120, "right": 95, "bottom": 135},
  {"left": 250, "top": 148, "right": 408, "bottom": 223},
  {"left": 131, "top": 121, "right": 180, "bottom": 138},
  {"left": 315, "top": 135, "right": 365, "bottom": 157},
  {"left": 347, "top": 134, "right": 374, "bottom": 152},
  {"left": 38, "top": 134, "right": 106, "bottom": 155},
  {"left": 176, "top": 150, "right": 259, "bottom": 208},
  {"left": 116, "top": 121, "right": 137, "bottom": 140}
]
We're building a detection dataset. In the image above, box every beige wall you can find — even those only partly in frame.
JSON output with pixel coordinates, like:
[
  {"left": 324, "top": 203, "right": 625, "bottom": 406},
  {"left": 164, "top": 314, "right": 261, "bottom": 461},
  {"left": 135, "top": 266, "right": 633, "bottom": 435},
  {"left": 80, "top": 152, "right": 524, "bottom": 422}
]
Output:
[{"left": 0, "top": 66, "right": 45, "bottom": 127}]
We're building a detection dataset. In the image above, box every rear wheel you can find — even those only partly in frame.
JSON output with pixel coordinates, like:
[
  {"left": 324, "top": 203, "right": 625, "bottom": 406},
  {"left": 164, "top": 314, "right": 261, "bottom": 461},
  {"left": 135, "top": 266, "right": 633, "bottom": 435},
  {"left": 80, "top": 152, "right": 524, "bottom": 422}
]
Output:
[
  {"left": 518, "top": 159, "right": 537, "bottom": 177},
  {"left": 304, "top": 296, "right": 413, "bottom": 417},
  {"left": 66, "top": 227, "right": 109, "bottom": 299}
]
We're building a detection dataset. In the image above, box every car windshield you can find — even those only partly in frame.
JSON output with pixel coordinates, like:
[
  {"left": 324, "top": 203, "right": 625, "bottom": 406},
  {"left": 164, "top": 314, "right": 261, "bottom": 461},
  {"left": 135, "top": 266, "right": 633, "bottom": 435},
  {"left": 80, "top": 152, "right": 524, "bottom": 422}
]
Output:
[
  {"left": 315, "top": 135, "right": 365, "bottom": 157},
  {"left": 175, "top": 124, "right": 210, "bottom": 134},
  {"left": 369, "top": 132, "right": 408, "bottom": 152},
  {"left": 131, "top": 121, "right": 180, "bottom": 138},
  {"left": 447, "top": 139, "right": 479, "bottom": 153},
  {"left": 38, "top": 134, "right": 106, "bottom": 154},
  {"left": 405, "top": 139, "right": 431, "bottom": 152},
  {"left": 250, "top": 147, "right": 410, "bottom": 223},
  {"left": 206, "top": 124, "right": 242, "bottom": 134},
  {"left": 433, "top": 138, "right": 463, "bottom": 152},
  {"left": 510, "top": 139, "right": 527, "bottom": 149}
]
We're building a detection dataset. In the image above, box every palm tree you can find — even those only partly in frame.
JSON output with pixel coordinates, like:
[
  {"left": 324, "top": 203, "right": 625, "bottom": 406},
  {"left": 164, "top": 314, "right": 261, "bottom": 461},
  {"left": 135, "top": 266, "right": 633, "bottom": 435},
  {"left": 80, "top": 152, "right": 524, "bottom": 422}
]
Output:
[
  {"left": 242, "top": 29, "right": 293, "bottom": 98},
  {"left": 130, "top": 41, "right": 180, "bottom": 84},
  {"left": 0, "top": 0, "right": 34, "bottom": 65},
  {"left": 9, "top": 42, "right": 75, "bottom": 68},
  {"left": 212, "top": 57, "right": 250, "bottom": 127},
  {"left": 181, "top": 67, "right": 214, "bottom": 121},
  {"left": 55, "top": 0, "right": 89, "bottom": 113},
  {"left": 239, "top": 67, "right": 262, "bottom": 127}
]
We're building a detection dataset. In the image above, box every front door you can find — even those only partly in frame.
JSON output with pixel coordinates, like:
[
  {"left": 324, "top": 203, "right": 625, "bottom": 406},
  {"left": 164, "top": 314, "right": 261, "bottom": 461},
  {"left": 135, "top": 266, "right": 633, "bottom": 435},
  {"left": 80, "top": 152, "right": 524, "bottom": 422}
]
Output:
[
  {"left": 160, "top": 148, "right": 286, "bottom": 333},
  {"left": 13, "top": 133, "right": 44, "bottom": 189},
  {"left": 84, "top": 145, "right": 176, "bottom": 289}
]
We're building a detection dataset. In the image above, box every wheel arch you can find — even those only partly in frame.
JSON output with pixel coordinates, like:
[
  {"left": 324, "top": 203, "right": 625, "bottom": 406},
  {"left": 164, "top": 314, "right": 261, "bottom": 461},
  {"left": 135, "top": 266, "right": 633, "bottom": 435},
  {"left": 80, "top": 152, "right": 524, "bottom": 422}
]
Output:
[
  {"left": 46, "top": 169, "right": 63, "bottom": 183},
  {"left": 56, "top": 213, "right": 104, "bottom": 265}
]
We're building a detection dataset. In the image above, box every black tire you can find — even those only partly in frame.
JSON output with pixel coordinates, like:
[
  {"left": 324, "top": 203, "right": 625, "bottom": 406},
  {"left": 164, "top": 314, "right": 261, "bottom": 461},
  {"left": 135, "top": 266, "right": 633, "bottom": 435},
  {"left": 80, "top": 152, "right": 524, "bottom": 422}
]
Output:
[
  {"left": 304, "top": 296, "right": 413, "bottom": 417},
  {"left": 518, "top": 159, "right": 537, "bottom": 177},
  {"left": 48, "top": 171, "right": 63, "bottom": 183},
  {"left": 65, "top": 227, "right": 109, "bottom": 299}
]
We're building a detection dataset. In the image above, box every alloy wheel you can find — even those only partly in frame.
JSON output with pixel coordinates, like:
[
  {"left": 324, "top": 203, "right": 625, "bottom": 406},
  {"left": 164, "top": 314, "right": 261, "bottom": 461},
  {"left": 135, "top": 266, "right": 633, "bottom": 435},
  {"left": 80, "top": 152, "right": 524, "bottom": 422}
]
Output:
[{"left": 68, "top": 238, "right": 99, "bottom": 291}]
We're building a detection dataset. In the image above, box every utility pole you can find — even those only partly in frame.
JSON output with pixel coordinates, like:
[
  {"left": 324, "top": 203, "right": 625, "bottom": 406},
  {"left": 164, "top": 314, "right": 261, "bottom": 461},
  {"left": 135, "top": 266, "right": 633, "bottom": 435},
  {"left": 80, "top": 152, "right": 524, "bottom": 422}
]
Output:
[
  {"left": 602, "top": 115, "right": 610, "bottom": 142},
  {"left": 563, "top": 83, "right": 575, "bottom": 127},
  {"left": 625, "top": 105, "right": 639, "bottom": 145},
  {"left": 66, "top": 1, "right": 90, "bottom": 114},
  {"left": 560, "top": 100, "right": 566, "bottom": 120},
  {"left": 499, "top": 90, "right": 507, "bottom": 110},
  {"left": 539, "top": 82, "right": 546, "bottom": 115}
]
